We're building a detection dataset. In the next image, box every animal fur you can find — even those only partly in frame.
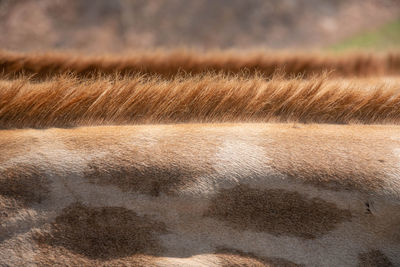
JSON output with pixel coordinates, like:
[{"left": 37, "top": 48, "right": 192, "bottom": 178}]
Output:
[
  {"left": 1, "top": 75, "right": 400, "bottom": 128},
  {"left": 2, "top": 49, "right": 400, "bottom": 266},
  {"left": 1, "top": 49, "right": 400, "bottom": 79},
  {"left": 1, "top": 123, "right": 400, "bottom": 266}
]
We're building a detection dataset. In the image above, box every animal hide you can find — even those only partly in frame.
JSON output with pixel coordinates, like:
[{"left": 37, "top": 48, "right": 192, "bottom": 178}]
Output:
[{"left": 1, "top": 123, "right": 399, "bottom": 266}]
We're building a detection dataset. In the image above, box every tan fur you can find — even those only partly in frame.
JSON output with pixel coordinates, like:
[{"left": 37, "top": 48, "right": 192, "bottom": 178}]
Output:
[
  {"left": 62, "top": 124, "right": 218, "bottom": 196},
  {"left": 1, "top": 123, "right": 400, "bottom": 266},
  {"left": 259, "top": 124, "right": 397, "bottom": 193},
  {"left": 215, "top": 248, "right": 302, "bottom": 267},
  {"left": 1, "top": 50, "right": 400, "bottom": 79},
  {"left": 1, "top": 75, "right": 400, "bottom": 128}
]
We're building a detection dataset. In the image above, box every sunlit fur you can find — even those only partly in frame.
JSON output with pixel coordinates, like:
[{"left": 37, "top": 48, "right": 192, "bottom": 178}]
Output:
[
  {"left": 1, "top": 75, "right": 400, "bottom": 129},
  {"left": 1, "top": 123, "right": 400, "bottom": 266},
  {"left": 1, "top": 49, "right": 400, "bottom": 79},
  {"left": 1, "top": 49, "right": 400, "bottom": 266}
]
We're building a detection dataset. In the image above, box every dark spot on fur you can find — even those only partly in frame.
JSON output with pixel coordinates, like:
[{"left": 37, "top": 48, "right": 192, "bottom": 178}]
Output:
[
  {"left": 0, "top": 164, "right": 49, "bottom": 222},
  {"left": 206, "top": 185, "right": 352, "bottom": 239},
  {"left": 0, "top": 165, "right": 49, "bottom": 205},
  {"left": 0, "top": 196, "right": 20, "bottom": 222},
  {"left": 84, "top": 161, "right": 206, "bottom": 197},
  {"left": 65, "top": 128, "right": 218, "bottom": 197},
  {"left": 216, "top": 248, "right": 302, "bottom": 267},
  {"left": 358, "top": 250, "right": 393, "bottom": 267},
  {"left": 34, "top": 203, "right": 167, "bottom": 260}
]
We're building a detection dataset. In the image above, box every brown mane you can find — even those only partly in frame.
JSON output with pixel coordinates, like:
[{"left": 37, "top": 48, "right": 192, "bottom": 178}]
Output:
[
  {"left": 1, "top": 74, "right": 400, "bottom": 128},
  {"left": 1, "top": 50, "right": 400, "bottom": 79}
]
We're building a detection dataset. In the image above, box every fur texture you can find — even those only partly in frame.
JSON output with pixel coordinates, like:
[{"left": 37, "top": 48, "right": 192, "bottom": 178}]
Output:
[
  {"left": 1, "top": 49, "right": 400, "bottom": 79},
  {"left": 1, "top": 123, "right": 400, "bottom": 266},
  {"left": 1, "top": 75, "right": 400, "bottom": 128},
  {"left": 2, "top": 49, "right": 400, "bottom": 266}
]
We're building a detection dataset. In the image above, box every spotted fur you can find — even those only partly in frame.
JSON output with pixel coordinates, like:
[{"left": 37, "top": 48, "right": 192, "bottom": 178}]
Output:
[{"left": 1, "top": 123, "right": 399, "bottom": 266}]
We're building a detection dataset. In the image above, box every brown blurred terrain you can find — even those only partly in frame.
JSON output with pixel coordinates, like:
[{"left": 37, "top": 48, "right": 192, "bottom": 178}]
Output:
[{"left": 0, "top": 0, "right": 399, "bottom": 53}]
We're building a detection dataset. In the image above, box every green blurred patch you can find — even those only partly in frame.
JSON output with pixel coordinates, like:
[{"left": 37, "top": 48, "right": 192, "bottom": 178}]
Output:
[{"left": 329, "top": 18, "right": 400, "bottom": 51}]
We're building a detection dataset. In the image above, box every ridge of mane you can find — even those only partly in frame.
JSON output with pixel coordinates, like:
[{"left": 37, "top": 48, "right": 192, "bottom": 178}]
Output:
[
  {"left": 1, "top": 74, "right": 400, "bottom": 128},
  {"left": 0, "top": 49, "right": 400, "bottom": 79}
]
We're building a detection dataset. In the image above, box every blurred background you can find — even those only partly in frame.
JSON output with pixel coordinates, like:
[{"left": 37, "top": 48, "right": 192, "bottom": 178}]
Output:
[{"left": 0, "top": 0, "right": 399, "bottom": 53}]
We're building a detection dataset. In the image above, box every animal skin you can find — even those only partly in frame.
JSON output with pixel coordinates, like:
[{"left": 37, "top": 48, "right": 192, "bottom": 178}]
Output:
[{"left": 0, "top": 123, "right": 399, "bottom": 266}]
